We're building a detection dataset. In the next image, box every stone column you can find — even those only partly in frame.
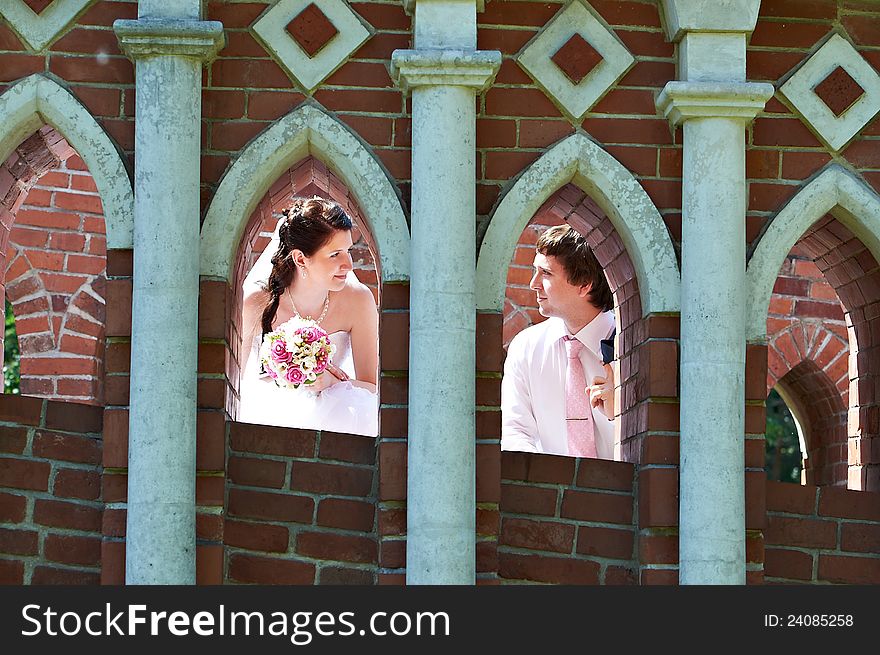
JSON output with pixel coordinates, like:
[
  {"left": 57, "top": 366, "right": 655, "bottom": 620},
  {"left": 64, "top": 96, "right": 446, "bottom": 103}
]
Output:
[
  {"left": 391, "top": 0, "right": 499, "bottom": 584},
  {"left": 657, "top": 0, "right": 772, "bottom": 585},
  {"left": 114, "top": 5, "right": 223, "bottom": 584}
]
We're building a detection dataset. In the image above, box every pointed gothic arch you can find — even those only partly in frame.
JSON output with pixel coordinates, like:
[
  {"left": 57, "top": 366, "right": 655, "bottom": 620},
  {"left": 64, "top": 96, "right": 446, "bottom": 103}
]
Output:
[
  {"left": 476, "top": 132, "right": 680, "bottom": 313},
  {"left": 0, "top": 74, "right": 134, "bottom": 249},
  {"left": 200, "top": 103, "right": 410, "bottom": 282},
  {"left": 747, "top": 165, "right": 880, "bottom": 342}
]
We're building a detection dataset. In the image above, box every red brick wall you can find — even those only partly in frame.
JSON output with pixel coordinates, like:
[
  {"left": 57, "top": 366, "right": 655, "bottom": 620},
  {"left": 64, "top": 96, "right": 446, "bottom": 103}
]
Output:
[
  {"left": 0, "top": 394, "right": 103, "bottom": 584},
  {"left": 499, "top": 453, "right": 637, "bottom": 584},
  {"left": 764, "top": 480, "right": 880, "bottom": 583}
]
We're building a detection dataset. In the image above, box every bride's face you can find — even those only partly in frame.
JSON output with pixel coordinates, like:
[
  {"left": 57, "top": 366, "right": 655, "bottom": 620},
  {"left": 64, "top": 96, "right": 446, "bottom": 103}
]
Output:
[{"left": 299, "top": 228, "right": 354, "bottom": 291}]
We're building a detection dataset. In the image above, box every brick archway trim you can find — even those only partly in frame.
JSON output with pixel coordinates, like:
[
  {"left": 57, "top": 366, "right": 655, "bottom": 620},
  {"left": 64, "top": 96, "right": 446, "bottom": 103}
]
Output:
[
  {"left": 200, "top": 104, "right": 409, "bottom": 282},
  {"left": 476, "top": 132, "right": 680, "bottom": 313},
  {"left": 747, "top": 165, "right": 880, "bottom": 341}
]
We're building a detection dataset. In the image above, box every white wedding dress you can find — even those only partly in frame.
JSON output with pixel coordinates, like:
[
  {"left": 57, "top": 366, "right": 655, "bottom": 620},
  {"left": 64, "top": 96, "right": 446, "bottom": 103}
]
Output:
[{"left": 239, "top": 328, "right": 379, "bottom": 437}]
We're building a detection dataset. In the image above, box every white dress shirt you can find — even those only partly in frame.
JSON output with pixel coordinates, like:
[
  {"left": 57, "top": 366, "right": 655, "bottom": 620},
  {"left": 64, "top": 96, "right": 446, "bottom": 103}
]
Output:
[{"left": 501, "top": 311, "right": 616, "bottom": 459}]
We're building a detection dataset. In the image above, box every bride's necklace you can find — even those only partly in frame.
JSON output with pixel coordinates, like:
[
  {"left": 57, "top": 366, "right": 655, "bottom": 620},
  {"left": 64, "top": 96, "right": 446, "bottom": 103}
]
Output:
[{"left": 287, "top": 287, "right": 329, "bottom": 324}]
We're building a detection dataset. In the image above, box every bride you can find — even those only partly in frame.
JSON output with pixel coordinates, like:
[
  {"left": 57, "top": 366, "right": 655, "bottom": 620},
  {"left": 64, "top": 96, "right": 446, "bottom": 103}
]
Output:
[{"left": 239, "top": 197, "right": 379, "bottom": 437}]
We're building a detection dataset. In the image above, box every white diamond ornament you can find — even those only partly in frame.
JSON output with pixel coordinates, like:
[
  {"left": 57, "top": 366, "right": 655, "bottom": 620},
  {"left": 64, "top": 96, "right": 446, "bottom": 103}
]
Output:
[
  {"left": 517, "top": 0, "right": 634, "bottom": 122},
  {"left": 0, "top": 0, "right": 96, "bottom": 52},
  {"left": 779, "top": 34, "right": 880, "bottom": 152},
  {"left": 252, "top": 0, "right": 372, "bottom": 93}
]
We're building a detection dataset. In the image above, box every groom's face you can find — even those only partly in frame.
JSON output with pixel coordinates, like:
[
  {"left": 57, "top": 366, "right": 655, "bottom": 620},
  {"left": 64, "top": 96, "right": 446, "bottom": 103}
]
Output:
[{"left": 530, "top": 252, "right": 590, "bottom": 320}]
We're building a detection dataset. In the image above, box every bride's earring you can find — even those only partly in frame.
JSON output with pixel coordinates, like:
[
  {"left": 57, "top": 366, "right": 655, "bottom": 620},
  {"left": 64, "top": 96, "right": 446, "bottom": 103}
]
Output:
[{"left": 301, "top": 268, "right": 308, "bottom": 279}]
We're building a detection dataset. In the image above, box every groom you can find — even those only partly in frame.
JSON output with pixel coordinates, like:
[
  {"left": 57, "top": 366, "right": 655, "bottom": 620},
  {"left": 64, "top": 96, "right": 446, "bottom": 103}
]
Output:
[{"left": 501, "top": 225, "right": 616, "bottom": 459}]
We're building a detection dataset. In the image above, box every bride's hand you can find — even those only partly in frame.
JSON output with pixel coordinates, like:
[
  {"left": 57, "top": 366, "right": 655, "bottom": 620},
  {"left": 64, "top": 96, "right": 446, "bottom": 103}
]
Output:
[{"left": 308, "top": 364, "right": 349, "bottom": 393}]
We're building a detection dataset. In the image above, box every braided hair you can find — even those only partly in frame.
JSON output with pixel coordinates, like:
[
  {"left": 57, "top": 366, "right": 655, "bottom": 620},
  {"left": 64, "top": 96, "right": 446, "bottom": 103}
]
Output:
[{"left": 260, "top": 197, "right": 353, "bottom": 335}]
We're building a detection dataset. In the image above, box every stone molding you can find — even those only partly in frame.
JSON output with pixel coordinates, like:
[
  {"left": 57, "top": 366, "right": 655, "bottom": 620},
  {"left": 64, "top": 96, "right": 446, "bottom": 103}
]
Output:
[
  {"left": 746, "top": 165, "right": 880, "bottom": 342},
  {"left": 251, "top": 0, "right": 372, "bottom": 94},
  {"left": 476, "top": 133, "right": 680, "bottom": 315},
  {"left": 657, "top": 81, "right": 775, "bottom": 126},
  {"left": 391, "top": 49, "right": 501, "bottom": 93},
  {"left": 402, "top": 0, "right": 486, "bottom": 15},
  {"left": 0, "top": 0, "right": 95, "bottom": 52},
  {"left": 516, "top": 0, "right": 635, "bottom": 122},
  {"left": 113, "top": 18, "right": 225, "bottom": 61},
  {"left": 779, "top": 33, "right": 880, "bottom": 153},
  {"left": 659, "top": 0, "right": 761, "bottom": 42}
]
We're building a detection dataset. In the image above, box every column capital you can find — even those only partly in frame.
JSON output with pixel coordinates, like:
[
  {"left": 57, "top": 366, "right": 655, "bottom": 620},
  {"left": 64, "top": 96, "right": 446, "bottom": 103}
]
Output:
[
  {"left": 402, "top": 0, "right": 486, "bottom": 15},
  {"left": 114, "top": 18, "right": 225, "bottom": 61},
  {"left": 659, "top": 0, "right": 760, "bottom": 42},
  {"left": 391, "top": 49, "right": 501, "bottom": 94},
  {"left": 657, "top": 81, "right": 775, "bottom": 126}
]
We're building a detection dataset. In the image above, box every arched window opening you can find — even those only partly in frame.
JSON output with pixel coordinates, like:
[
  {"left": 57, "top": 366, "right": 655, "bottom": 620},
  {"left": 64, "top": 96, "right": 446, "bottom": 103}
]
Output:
[
  {"left": 4, "top": 297, "right": 20, "bottom": 395},
  {"left": 501, "top": 183, "right": 648, "bottom": 462},
  {"left": 765, "top": 387, "right": 804, "bottom": 484},
  {"left": 230, "top": 157, "right": 380, "bottom": 436},
  {"left": 0, "top": 126, "right": 107, "bottom": 405}
]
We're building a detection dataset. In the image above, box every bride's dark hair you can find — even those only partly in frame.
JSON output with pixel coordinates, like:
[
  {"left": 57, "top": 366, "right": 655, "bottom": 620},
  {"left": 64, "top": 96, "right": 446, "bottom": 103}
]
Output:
[{"left": 260, "top": 197, "right": 353, "bottom": 335}]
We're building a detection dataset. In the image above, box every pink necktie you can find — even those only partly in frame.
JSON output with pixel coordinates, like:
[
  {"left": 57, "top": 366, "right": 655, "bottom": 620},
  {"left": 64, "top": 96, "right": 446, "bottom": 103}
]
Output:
[{"left": 563, "top": 336, "right": 597, "bottom": 458}]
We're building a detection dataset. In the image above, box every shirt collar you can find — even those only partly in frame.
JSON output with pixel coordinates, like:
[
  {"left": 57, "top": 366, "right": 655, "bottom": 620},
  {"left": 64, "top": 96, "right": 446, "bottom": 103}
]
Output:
[{"left": 567, "top": 311, "right": 615, "bottom": 358}]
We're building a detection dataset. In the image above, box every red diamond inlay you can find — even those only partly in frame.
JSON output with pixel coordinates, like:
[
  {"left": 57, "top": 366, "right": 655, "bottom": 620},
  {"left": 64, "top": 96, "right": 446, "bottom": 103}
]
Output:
[
  {"left": 551, "top": 33, "right": 603, "bottom": 85},
  {"left": 286, "top": 3, "right": 339, "bottom": 58},
  {"left": 23, "top": 0, "right": 55, "bottom": 14},
  {"left": 813, "top": 66, "right": 865, "bottom": 117}
]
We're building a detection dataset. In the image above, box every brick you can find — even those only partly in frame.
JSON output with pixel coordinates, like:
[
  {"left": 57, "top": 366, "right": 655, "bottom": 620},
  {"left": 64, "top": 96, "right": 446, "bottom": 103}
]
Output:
[
  {"left": 318, "top": 566, "right": 373, "bottom": 585},
  {"left": 485, "top": 150, "right": 540, "bottom": 180},
  {"left": 486, "top": 88, "right": 561, "bottom": 118},
  {"left": 246, "top": 91, "right": 307, "bottom": 120},
  {"left": 0, "top": 492, "right": 26, "bottom": 523},
  {"left": 576, "top": 525, "right": 634, "bottom": 559},
  {"left": 196, "top": 411, "right": 225, "bottom": 471},
  {"left": 500, "top": 483, "right": 557, "bottom": 516},
  {"left": 43, "top": 533, "right": 100, "bottom": 566},
  {"left": 228, "top": 488, "right": 314, "bottom": 523},
  {"left": 498, "top": 552, "right": 599, "bottom": 584},
  {"left": 766, "top": 480, "right": 816, "bottom": 514},
  {"left": 518, "top": 119, "right": 575, "bottom": 148},
  {"left": 33, "top": 499, "right": 101, "bottom": 532},
  {"left": 317, "top": 498, "right": 375, "bottom": 532},
  {"left": 211, "top": 121, "right": 267, "bottom": 152},
  {"left": 296, "top": 531, "right": 377, "bottom": 564},
  {"left": 45, "top": 399, "right": 102, "bottom": 432},
  {"left": 32, "top": 566, "right": 100, "bottom": 585},
  {"left": 753, "top": 118, "right": 821, "bottom": 148},
  {"left": 228, "top": 455, "right": 286, "bottom": 489},
  {"left": 639, "top": 534, "right": 678, "bottom": 564},
  {"left": 313, "top": 89, "right": 401, "bottom": 113},
  {"left": 818, "top": 486, "right": 880, "bottom": 521},
  {"left": 0, "top": 426, "right": 27, "bottom": 454},
  {"left": 32, "top": 431, "right": 101, "bottom": 465},
  {"left": 290, "top": 461, "right": 373, "bottom": 496},
  {"left": 0, "top": 54, "right": 43, "bottom": 82},
  {"left": 318, "top": 432, "right": 376, "bottom": 465},
  {"left": 840, "top": 522, "right": 880, "bottom": 553},
  {"left": 229, "top": 422, "right": 316, "bottom": 458},
  {"left": 764, "top": 515, "right": 837, "bottom": 548},
  {"left": 325, "top": 61, "right": 392, "bottom": 88},
  {"left": 751, "top": 20, "right": 831, "bottom": 48},
  {"left": 0, "top": 457, "right": 50, "bottom": 491},
  {"left": 638, "top": 468, "right": 678, "bottom": 527},
  {"left": 212, "top": 59, "right": 291, "bottom": 89},
  {"left": 818, "top": 554, "right": 880, "bottom": 584},
  {"left": 575, "top": 458, "right": 635, "bottom": 491},
  {"left": 378, "top": 441, "right": 406, "bottom": 501},
  {"left": 0, "top": 394, "right": 43, "bottom": 426},
  {"left": 228, "top": 554, "right": 315, "bottom": 584},
  {"left": 764, "top": 547, "right": 813, "bottom": 581},
  {"left": 224, "top": 519, "right": 289, "bottom": 553},
  {"left": 53, "top": 468, "right": 100, "bottom": 500},
  {"left": 0, "top": 558, "right": 24, "bottom": 584},
  {"left": 500, "top": 517, "right": 574, "bottom": 553},
  {"left": 560, "top": 489, "right": 633, "bottom": 525},
  {"left": 380, "top": 538, "right": 405, "bottom": 568},
  {"left": 0, "top": 527, "right": 38, "bottom": 555}
]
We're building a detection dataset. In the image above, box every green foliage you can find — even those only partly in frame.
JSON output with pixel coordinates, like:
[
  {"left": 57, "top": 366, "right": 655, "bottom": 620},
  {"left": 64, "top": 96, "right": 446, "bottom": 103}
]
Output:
[
  {"left": 765, "top": 389, "right": 801, "bottom": 483},
  {"left": 4, "top": 298, "right": 20, "bottom": 395}
]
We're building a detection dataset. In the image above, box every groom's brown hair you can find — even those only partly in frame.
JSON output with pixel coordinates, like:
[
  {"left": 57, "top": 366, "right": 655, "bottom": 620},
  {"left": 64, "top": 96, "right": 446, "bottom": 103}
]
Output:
[{"left": 536, "top": 225, "right": 613, "bottom": 312}]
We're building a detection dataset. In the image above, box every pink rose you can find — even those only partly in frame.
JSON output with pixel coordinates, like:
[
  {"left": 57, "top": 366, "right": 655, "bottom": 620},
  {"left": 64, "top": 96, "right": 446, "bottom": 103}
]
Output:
[
  {"left": 299, "top": 326, "right": 319, "bottom": 344},
  {"left": 285, "top": 366, "right": 305, "bottom": 386},
  {"left": 270, "top": 339, "right": 292, "bottom": 363},
  {"left": 314, "top": 359, "right": 328, "bottom": 374}
]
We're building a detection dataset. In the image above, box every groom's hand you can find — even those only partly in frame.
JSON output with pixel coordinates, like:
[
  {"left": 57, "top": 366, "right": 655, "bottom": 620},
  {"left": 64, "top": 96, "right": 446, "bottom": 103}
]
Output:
[{"left": 588, "top": 363, "right": 615, "bottom": 419}]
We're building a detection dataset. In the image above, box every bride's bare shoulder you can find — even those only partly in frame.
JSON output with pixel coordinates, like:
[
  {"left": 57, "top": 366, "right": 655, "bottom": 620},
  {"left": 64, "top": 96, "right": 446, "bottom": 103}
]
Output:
[{"left": 339, "top": 274, "right": 378, "bottom": 311}]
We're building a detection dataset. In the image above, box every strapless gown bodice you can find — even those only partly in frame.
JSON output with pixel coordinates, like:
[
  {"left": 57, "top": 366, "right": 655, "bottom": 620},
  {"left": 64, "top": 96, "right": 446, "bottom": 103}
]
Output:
[{"left": 239, "top": 330, "right": 378, "bottom": 437}]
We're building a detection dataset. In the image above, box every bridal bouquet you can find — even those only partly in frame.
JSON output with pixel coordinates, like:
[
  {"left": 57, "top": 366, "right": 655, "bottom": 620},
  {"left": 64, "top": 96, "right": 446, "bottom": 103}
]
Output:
[{"left": 258, "top": 319, "right": 336, "bottom": 389}]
